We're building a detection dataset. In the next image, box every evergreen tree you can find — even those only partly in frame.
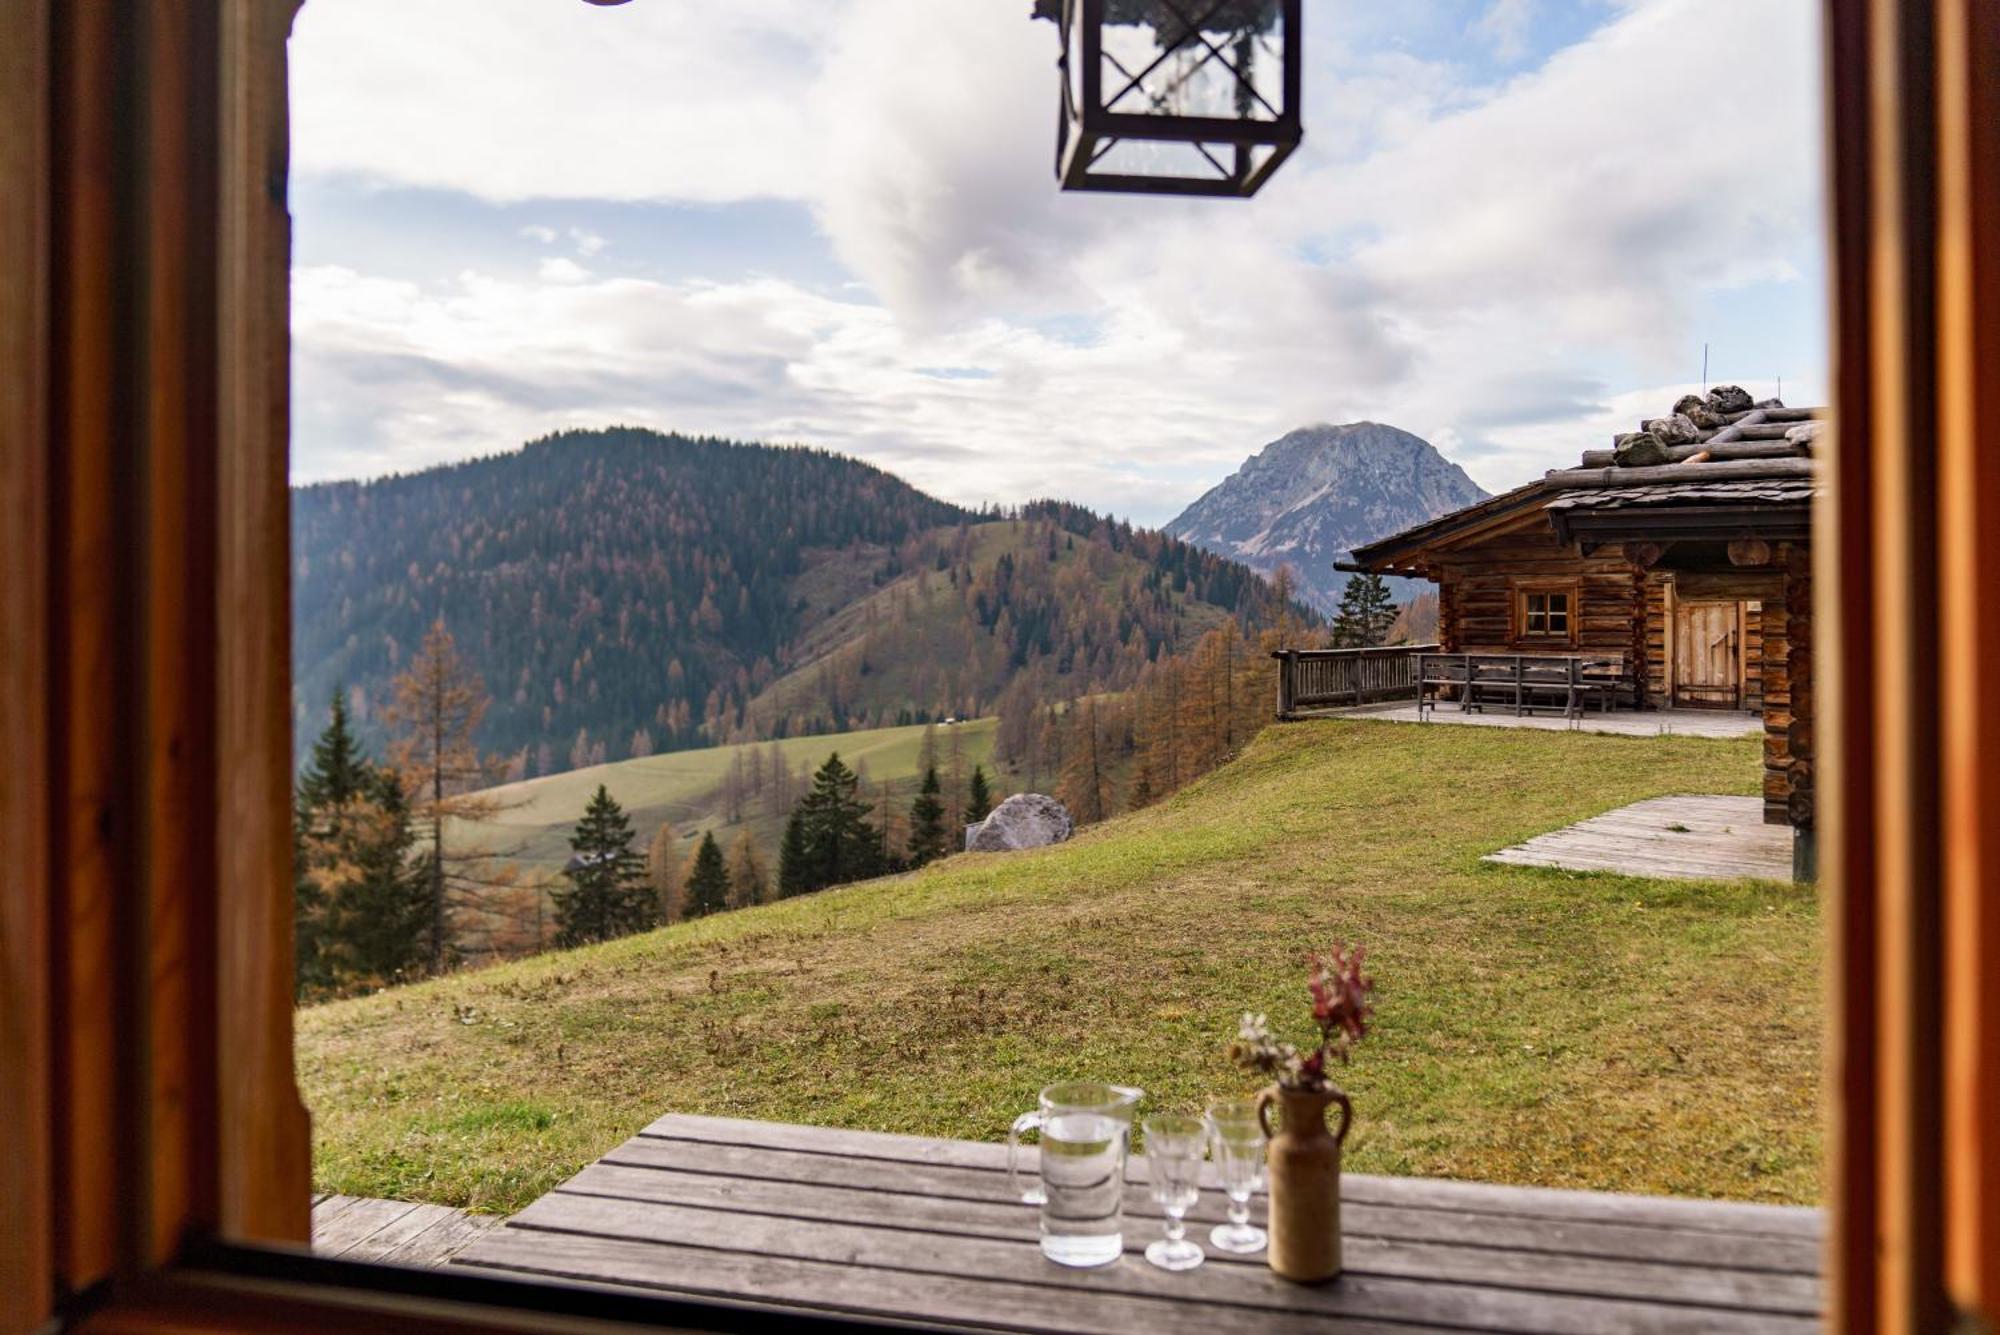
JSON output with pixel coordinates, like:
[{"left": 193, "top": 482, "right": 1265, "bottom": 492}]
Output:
[
  {"left": 776, "top": 809, "right": 810, "bottom": 899},
  {"left": 554, "top": 785, "right": 653, "bottom": 947},
  {"left": 788, "top": 752, "right": 883, "bottom": 893},
  {"left": 905, "top": 766, "right": 947, "bottom": 866},
  {"left": 965, "top": 764, "right": 994, "bottom": 825},
  {"left": 293, "top": 692, "right": 427, "bottom": 998},
  {"left": 684, "top": 832, "right": 730, "bottom": 918},
  {"left": 1331, "top": 572, "right": 1397, "bottom": 648}
]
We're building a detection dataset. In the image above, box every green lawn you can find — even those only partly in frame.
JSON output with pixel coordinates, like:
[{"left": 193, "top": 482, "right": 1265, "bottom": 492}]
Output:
[{"left": 296, "top": 720, "right": 1819, "bottom": 1215}]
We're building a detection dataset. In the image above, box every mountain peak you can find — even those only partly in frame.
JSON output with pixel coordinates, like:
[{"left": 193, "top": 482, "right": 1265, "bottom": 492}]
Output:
[{"left": 1164, "top": 422, "right": 1489, "bottom": 611}]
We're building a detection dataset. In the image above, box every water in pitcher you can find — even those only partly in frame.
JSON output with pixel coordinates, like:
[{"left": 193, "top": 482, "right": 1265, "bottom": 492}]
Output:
[{"left": 1038, "top": 1111, "right": 1128, "bottom": 1266}]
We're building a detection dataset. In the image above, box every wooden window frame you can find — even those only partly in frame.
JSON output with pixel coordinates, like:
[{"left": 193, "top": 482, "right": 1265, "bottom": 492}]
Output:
[
  {"left": 6, "top": 1, "right": 2000, "bottom": 1332},
  {"left": 1508, "top": 578, "right": 1579, "bottom": 649}
]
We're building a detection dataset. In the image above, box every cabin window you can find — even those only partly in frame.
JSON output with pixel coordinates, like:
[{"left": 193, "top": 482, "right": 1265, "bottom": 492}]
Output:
[{"left": 1512, "top": 581, "right": 1578, "bottom": 645}]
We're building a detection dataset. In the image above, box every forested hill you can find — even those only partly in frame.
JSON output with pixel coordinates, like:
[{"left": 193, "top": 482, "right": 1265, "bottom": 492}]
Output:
[
  {"left": 293, "top": 428, "right": 1306, "bottom": 780},
  {"left": 293, "top": 429, "right": 969, "bottom": 765}
]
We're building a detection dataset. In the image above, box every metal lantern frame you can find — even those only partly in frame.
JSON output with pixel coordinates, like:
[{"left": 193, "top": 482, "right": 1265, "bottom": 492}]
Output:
[{"left": 1055, "top": 0, "right": 1302, "bottom": 198}]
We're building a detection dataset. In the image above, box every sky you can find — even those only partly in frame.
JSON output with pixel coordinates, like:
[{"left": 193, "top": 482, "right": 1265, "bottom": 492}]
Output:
[{"left": 288, "top": 0, "right": 1827, "bottom": 527}]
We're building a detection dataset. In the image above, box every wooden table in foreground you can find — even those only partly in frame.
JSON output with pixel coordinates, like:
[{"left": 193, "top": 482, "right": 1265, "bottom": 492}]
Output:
[{"left": 454, "top": 1113, "right": 1824, "bottom": 1334}]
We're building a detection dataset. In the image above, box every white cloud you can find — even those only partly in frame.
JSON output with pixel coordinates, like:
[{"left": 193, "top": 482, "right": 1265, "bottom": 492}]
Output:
[
  {"left": 519, "top": 224, "right": 557, "bottom": 244},
  {"left": 1475, "top": 0, "right": 1537, "bottom": 63},
  {"left": 289, "top": 0, "right": 1826, "bottom": 521}
]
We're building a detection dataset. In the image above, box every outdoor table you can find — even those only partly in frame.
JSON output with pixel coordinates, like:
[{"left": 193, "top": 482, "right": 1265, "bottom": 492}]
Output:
[{"left": 454, "top": 1113, "right": 1823, "bottom": 1333}]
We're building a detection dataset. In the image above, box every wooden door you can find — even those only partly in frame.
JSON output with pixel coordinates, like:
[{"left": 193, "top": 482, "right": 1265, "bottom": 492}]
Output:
[{"left": 1674, "top": 600, "right": 1743, "bottom": 709}]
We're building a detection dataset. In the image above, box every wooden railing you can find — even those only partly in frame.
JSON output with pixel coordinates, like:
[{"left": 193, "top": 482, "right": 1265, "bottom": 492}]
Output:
[{"left": 1272, "top": 644, "right": 1439, "bottom": 718}]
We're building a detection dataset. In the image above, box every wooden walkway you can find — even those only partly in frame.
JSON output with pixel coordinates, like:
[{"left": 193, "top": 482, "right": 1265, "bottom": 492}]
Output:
[
  {"left": 453, "top": 1112, "right": 1823, "bottom": 1333},
  {"left": 1485, "top": 794, "right": 1793, "bottom": 882},
  {"left": 1313, "top": 702, "right": 1762, "bottom": 740},
  {"left": 311, "top": 1193, "right": 499, "bottom": 1267}
]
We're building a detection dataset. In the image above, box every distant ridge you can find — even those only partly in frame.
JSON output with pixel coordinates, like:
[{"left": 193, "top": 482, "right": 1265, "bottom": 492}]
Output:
[{"left": 1165, "top": 422, "right": 1489, "bottom": 610}]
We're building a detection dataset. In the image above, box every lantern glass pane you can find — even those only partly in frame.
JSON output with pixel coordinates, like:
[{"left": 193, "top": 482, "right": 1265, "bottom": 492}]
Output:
[
  {"left": 1089, "top": 137, "right": 1239, "bottom": 182},
  {"left": 1096, "top": 0, "right": 1287, "bottom": 122}
]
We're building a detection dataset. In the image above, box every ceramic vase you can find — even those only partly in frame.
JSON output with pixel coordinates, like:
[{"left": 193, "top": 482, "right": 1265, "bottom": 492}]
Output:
[{"left": 1257, "top": 1084, "right": 1353, "bottom": 1283}]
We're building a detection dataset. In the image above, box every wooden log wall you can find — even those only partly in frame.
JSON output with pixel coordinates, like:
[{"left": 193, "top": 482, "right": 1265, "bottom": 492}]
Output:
[
  {"left": 1436, "top": 524, "right": 1667, "bottom": 688},
  {"left": 1761, "top": 547, "right": 1796, "bottom": 827},
  {"left": 1644, "top": 573, "right": 1673, "bottom": 700},
  {"left": 1784, "top": 544, "right": 1813, "bottom": 831},
  {"left": 1746, "top": 603, "right": 1766, "bottom": 708}
]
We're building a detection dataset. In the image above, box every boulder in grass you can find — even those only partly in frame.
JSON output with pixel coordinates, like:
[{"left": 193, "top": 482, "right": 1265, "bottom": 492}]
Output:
[
  {"left": 1642, "top": 413, "right": 1701, "bottom": 446},
  {"left": 1612, "top": 431, "right": 1672, "bottom": 468},
  {"left": 965, "top": 793, "right": 1075, "bottom": 853},
  {"left": 1706, "top": 383, "right": 1755, "bottom": 415}
]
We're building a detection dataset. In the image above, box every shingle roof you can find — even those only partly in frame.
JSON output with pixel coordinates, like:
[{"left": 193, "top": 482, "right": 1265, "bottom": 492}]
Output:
[{"left": 1346, "top": 387, "right": 1826, "bottom": 570}]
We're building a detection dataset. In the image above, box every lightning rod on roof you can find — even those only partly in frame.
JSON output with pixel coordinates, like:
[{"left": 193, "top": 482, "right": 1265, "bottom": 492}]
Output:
[{"left": 1702, "top": 342, "right": 1709, "bottom": 390}]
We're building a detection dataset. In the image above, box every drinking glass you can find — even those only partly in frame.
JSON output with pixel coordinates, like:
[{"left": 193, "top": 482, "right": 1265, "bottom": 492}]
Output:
[
  {"left": 1140, "top": 1114, "right": 1206, "bottom": 1271},
  {"left": 1206, "top": 1098, "right": 1269, "bottom": 1254}
]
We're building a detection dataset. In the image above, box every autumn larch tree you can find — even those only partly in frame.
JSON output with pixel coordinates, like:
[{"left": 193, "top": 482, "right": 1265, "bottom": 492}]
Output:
[
  {"left": 727, "top": 829, "right": 769, "bottom": 909},
  {"left": 905, "top": 765, "right": 947, "bottom": 867},
  {"left": 647, "top": 821, "right": 684, "bottom": 924},
  {"left": 1059, "top": 698, "right": 1109, "bottom": 825},
  {"left": 554, "top": 785, "right": 653, "bottom": 948},
  {"left": 684, "top": 832, "right": 730, "bottom": 919},
  {"left": 381, "top": 617, "right": 502, "bottom": 974}
]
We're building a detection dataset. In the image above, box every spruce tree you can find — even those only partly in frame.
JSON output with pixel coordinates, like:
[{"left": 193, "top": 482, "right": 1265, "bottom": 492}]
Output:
[
  {"left": 294, "top": 692, "right": 427, "bottom": 998},
  {"left": 684, "top": 832, "right": 730, "bottom": 918},
  {"left": 776, "top": 809, "right": 809, "bottom": 898},
  {"left": 790, "top": 752, "right": 882, "bottom": 892},
  {"left": 554, "top": 785, "right": 653, "bottom": 947},
  {"left": 965, "top": 765, "right": 994, "bottom": 825},
  {"left": 906, "top": 766, "right": 947, "bottom": 866},
  {"left": 1331, "top": 572, "right": 1397, "bottom": 648}
]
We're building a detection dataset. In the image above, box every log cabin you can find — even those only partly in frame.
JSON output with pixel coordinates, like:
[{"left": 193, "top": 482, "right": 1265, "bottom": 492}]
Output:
[{"left": 1344, "top": 387, "right": 1822, "bottom": 875}]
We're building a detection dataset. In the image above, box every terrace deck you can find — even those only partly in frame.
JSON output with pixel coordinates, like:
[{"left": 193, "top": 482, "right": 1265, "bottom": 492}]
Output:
[
  {"left": 310, "top": 1194, "right": 499, "bottom": 1267},
  {"left": 452, "top": 1113, "right": 1823, "bottom": 1333},
  {"left": 1314, "top": 701, "right": 1763, "bottom": 740},
  {"left": 1485, "top": 794, "right": 1793, "bottom": 882}
]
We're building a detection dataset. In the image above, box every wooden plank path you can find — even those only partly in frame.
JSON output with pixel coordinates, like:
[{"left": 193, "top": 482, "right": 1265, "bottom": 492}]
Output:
[
  {"left": 453, "top": 1113, "right": 1823, "bottom": 1333},
  {"left": 1312, "top": 702, "right": 1762, "bottom": 740},
  {"left": 1485, "top": 794, "right": 1793, "bottom": 882},
  {"left": 311, "top": 1193, "right": 500, "bottom": 1267}
]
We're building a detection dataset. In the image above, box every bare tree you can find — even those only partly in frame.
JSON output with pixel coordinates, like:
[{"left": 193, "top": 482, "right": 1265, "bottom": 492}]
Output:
[{"left": 381, "top": 617, "right": 514, "bottom": 973}]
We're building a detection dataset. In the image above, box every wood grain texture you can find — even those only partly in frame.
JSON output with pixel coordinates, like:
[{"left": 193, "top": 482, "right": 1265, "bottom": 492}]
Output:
[
  {"left": 455, "top": 1113, "right": 1823, "bottom": 1334},
  {"left": 215, "top": 0, "right": 312, "bottom": 1248},
  {"left": 0, "top": 1, "right": 54, "bottom": 1328},
  {"left": 1484, "top": 795, "right": 1794, "bottom": 882}
]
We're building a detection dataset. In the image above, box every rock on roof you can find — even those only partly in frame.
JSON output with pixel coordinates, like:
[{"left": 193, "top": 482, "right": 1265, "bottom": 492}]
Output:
[{"left": 1542, "top": 386, "right": 1825, "bottom": 505}]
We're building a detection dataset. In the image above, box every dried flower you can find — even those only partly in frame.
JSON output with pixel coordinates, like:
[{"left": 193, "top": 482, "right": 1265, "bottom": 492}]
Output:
[{"left": 1228, "top": 943, "right": 1376, "bottom": 1092}]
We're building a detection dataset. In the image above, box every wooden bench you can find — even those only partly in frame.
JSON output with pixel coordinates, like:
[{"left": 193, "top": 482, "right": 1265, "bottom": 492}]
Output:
[{"left": 1419, "top": 654, "right": 1633, "bottom": 719}]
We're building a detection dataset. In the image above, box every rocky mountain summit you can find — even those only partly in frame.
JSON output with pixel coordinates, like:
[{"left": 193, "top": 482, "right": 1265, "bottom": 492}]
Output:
[{"left": 1165, "top": 422, "right": 1490, "bottom": 611}]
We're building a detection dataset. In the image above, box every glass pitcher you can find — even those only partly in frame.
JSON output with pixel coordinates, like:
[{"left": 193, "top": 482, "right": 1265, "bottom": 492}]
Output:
[{"left": 1007, "top": 1081, "right": 1144, "bottom": 1267}]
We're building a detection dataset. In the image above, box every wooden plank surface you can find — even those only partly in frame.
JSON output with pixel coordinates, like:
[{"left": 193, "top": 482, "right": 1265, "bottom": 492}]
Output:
[
  {"left": 454, "top": 1113, "right": 1823, "bottom": 1334},
  {"left": 311, "top": 1195, "right": 499, "bottom": 1267},
  {"left": 1485, "top": 795, "right": 1793, "bottom": 882},
  {"left": 1312, "top": 702, "right": 1763, "bottom": 740}
]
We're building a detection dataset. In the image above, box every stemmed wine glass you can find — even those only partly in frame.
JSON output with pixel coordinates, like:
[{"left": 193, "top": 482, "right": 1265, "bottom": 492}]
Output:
[
  {"left": 1206, "top": 1098, "right": 1269, "bottom": 1254},
  {"left": 1139, "top": 1114, "right": 1206, "bottom": 1271}
]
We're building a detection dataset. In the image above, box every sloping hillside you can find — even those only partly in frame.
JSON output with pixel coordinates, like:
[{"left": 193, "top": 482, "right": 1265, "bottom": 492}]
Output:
[
  {"left": 298, "top": 721, "right": 1815, "bottom": 1215},
  {"left": 292, "top": 429, "right": 1303, "bottom": 777},
  {"left": 454, "top": 718, "right": 1003, "bottom": 873}
]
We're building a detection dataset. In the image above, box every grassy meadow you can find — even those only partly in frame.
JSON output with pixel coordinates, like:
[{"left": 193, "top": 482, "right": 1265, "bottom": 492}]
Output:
[
  {"left": 457, "top": 717, "right": 1002, "bottom": 870},
  {"left": 297, "top": 719, "right": 1819, "bottom": 1215}
]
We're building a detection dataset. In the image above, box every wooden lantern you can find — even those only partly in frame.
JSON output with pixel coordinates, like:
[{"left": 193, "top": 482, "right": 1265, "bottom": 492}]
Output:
[{"left": 1043, "top": 0, "right": 1302, "bottom": 197}]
